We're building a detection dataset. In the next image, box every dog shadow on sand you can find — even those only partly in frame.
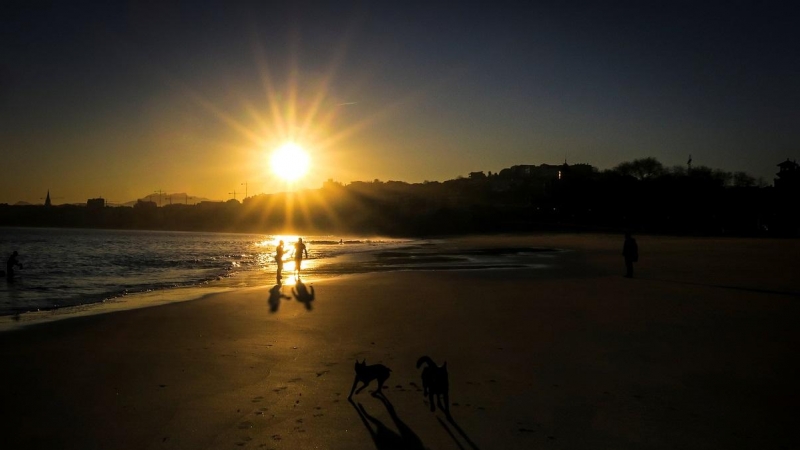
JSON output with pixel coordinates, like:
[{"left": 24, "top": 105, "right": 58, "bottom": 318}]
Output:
[
  {"left": 349, "top": 393, "right": 426, "bottom": 450},
  {"left": 436, "top": 413, "right": 481, "bottom": 450}
]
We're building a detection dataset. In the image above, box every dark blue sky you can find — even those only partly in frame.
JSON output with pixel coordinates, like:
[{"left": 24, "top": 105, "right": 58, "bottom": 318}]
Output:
[{"left": 2, "top": 1, "right": 798, "bottom": 203}]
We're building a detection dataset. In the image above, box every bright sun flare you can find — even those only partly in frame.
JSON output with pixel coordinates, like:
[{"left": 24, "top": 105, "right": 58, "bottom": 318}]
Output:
[{"left": 270, "top": 142, "right": 310, "bottom": 181}]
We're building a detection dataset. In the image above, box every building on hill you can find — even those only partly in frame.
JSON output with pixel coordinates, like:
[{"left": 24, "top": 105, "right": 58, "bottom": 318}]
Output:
[
  {"left": 498, "top": 162, "right": 596, "bottom": 181},
  {"left": 775, "top": 159, "right": 799, "bottom": 190},
  {"left": 134, "top": 199, "right": 157, "bottom": 210},
  {"left": 87, "top": 198, "right": 105, "bottom": 210},
  {"left": 44, "top": 190, "right": 51, "bottom": 207}
]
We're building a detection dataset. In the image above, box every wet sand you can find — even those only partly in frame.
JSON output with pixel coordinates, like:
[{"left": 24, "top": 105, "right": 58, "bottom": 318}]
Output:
[{"left": 1, "top": 234, "right": 799, "bottom": 449}]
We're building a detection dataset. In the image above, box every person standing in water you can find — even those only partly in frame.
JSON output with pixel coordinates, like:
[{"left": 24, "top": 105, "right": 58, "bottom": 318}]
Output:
[
  {"left": 6, "top": 251, "right": 22, "bottom": 282},
  {"left": 275, "top": 240, "right": 286, "bottom": 284},
  {"left": 293, "top": 238, "right": 308, "bottom": 276}
]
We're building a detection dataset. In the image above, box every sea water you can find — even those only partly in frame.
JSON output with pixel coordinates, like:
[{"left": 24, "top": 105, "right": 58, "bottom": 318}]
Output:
[
  {"left": 0, "top": 227, "right": 409, "bottom": 316},
  {"left": 0, "top": 227, "right": 557, "bottom": 318}
]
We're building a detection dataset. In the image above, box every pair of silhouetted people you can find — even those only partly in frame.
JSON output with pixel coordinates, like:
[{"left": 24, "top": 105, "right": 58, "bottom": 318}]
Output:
[
  {"left": 623, "top": 232, "right": 638, "bottom": 278},
  {"left": 6, "top": 251, "right": 22, "bottom": 282},
  {"left": 274, "top": 238, "right": 308, "bottom": 282},
  {"left": 274, "top": 238, "right": 308, "bottom": 283}
]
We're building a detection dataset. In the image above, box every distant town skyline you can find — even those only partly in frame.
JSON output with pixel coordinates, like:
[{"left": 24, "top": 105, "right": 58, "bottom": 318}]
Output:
[
  {"left": 7, "top": 157, "right": 786, "bottom": 207},
  {"left": 2, "top": 1, "right": 798, "bottom": 204}
]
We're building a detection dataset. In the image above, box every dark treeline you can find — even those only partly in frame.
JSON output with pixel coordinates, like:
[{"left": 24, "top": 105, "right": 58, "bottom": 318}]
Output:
[{"left": 2, "top": 158, "right": 799, "bottom": 237}]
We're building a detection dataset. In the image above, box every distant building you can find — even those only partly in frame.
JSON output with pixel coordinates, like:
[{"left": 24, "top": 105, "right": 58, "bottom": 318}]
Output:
[
  {"left": 775, "top": 159, "right": 799, "bottom": 190},
  {"left": 133, "top": 199, "right": 157, "bottom": 210},
  {"left": 498, "top": 162, "right": 595, "bottom": 181},
  {"left": 197, "top": 201, "right": 224, "bottom": 207},
  {"left": 44, "top": 190, "right": 52, "bottom": 207},
  {"left": 86, "top": 198, "right": 105, "bottom": 210}
]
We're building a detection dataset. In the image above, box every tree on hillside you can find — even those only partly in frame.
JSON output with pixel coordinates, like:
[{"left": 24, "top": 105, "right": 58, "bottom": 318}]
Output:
[
  {"left": 733, "top": 171, "right": 756, "bottom": 187},
  {"left": 614, "top": 157, "right": 666, "bottom": 180}
]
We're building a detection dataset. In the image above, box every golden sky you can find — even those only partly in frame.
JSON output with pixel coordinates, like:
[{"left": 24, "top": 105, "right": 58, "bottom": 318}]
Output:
[{"left": 2, "top": 2, "right": 797, "bottom": 204}]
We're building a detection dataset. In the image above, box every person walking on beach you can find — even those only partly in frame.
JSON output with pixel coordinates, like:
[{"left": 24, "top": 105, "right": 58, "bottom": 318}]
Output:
[
  {"left": 275, "top": 240, "right": 286, "bottom": 284},
  {"left": 6, "top": 251, "right": 22, "bottom": 282},
  {"left": 622, "top": 232, "right": 638, "bottom": 278},
  {"left": 293, "top": 238, "right": 308, "bottom": 276}
]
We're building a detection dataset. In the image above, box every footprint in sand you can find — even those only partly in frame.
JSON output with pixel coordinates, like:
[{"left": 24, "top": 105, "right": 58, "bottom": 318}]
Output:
[
  {"left": 235, "top": 437, "right": 253, "bottom": 446},
  {"left": 271, "top": 434, "right": 281, "bottom": 441},
  {"left": 272, "top": 386, "right": 287, "bottom": 393},
  {"left": 316, "top": 370, "right": 329, "bottom": 377},
  {"left": 288, "top": 377, "right": 302, "bottom": 383},
  {"left": 252, "top": 396, "right": 264, "bottom": 403},
  {"left": 238, "top": 421, "right": 254, "bottom": 430}
]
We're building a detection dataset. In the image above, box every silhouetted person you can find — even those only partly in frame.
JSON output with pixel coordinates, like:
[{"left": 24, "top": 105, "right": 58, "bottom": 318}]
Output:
[
  {"left": 622, "top": 232, "right": 638, "bottom": 278},
  {"left": 275, "top": 240, "right": 286, "bottom": 283},
  {"left": 293, "top": 237, "right": 308, "bottom": 275},
  {"left": 6, "top": 251, "right": 22, "bottom": 282}
]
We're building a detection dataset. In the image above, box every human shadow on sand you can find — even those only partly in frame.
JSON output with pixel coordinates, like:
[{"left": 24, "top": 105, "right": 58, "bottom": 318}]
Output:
[
  {"left": 349, "top": 394, "right": 427, "bottom": 450},
  {"left": 267, "top": 284, "right": 290, "bottom": 313},
  {"left": 292, "top": 279, "right": 315, "bottom": 310}
]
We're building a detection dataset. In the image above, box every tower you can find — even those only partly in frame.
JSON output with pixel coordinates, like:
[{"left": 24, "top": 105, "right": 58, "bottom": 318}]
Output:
[{"left": 44, "top": 189, "right": 52, "bottom": 207}]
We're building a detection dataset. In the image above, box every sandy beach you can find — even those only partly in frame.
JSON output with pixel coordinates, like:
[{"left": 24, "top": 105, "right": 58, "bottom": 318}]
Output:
[{"left": 1, "top": 234, "right": 799, "bottom": 449}]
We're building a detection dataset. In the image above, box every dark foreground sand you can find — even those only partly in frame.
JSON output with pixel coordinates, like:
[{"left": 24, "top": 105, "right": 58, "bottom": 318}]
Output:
[{"left": 1, "top": 234, "right": 799, "bottom": 450}]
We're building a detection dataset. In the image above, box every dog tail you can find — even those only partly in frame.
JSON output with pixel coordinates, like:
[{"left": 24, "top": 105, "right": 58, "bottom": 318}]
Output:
[{"left": 416, "top": 355, "right": 436, "bottom": 369}]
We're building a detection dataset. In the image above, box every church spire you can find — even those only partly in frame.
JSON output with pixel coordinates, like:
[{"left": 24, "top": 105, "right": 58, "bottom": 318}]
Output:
[{"left": 45, "top": 189, "right": 51, "bottom": 207}]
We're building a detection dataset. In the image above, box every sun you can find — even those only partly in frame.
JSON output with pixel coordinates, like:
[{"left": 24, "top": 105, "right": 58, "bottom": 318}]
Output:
[{"left": 270, "top": 142, "right": 310, "bottom": 181}]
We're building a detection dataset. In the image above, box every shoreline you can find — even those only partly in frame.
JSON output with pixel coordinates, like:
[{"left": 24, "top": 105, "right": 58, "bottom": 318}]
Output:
[
  {"left": 4, "top": 231, "right": 799, "bottom": 331},
  {"left": 0, "top": 233, "right": 569, "bottom": 329}
]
